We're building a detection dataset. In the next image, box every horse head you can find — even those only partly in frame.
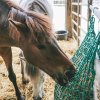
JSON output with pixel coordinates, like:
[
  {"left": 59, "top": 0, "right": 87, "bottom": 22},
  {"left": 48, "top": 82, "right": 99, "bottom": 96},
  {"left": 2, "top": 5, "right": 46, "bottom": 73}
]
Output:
[{"left": 0, "top": 0, "right": 76, "bottom": 86}]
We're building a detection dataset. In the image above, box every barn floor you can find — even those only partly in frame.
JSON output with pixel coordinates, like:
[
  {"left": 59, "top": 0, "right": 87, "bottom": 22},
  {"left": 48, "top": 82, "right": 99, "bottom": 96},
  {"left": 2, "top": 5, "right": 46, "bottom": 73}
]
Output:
[{"left": 0, "top": 39, "right": 78, "bottom": 100}]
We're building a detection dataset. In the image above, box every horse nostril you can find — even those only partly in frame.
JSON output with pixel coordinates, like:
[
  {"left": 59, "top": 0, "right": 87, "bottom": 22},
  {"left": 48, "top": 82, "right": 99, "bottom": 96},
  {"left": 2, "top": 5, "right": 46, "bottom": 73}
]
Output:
[
  {"left": 64, "top": 70, "right": 76, "bottom": 81},
  {"left": 65, "top": 70, "right": 71, "bottom": 75}
]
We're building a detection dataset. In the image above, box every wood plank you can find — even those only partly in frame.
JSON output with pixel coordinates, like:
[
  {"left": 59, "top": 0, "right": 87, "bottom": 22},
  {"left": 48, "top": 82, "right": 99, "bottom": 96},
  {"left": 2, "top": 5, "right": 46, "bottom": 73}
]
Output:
[
  {"left": 72, "top": 3, "right": 78, "bottom": 5},
  {"left": 66, "top": 0, "right": 72, "bottom": 38},
  {"left": 72, "top": 19, "right": 78, "bottom": 26},
  {"left": 72, "top": 28, "right": 78, "bottom": 37},
  {"left": 72, "top": 2, "right": 87, "bottom": 6},
  {"left": 66, "top": 0, "right": 89, "bottom": 45},
  {"left": 72, "top": 11, "right": 78, "bottom": 16}
]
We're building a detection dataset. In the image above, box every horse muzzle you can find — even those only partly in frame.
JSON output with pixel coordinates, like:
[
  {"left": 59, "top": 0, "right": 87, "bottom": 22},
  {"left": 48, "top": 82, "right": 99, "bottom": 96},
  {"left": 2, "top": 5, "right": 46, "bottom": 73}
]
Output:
[{"left": 55, "top": 69, "right": 76, "bottom": 86}]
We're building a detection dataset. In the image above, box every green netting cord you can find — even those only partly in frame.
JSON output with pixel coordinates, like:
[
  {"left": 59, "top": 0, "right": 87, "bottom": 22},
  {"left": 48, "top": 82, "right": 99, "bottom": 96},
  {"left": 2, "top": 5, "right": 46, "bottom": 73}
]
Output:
[
  {"left": 97, "top": 40, "right": 100, "bottom": 59},
  {"left": 54, "top": 16, "right": 100, "bottom": 100},
  {"left": 97, "top": 46, "right": 100, "bottom": 58}
]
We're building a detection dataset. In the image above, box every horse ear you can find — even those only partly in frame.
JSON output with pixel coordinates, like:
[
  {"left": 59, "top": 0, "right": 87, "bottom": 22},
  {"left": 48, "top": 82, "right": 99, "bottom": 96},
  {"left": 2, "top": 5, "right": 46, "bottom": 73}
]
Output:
[
  {"left": 8, "top": 18, "right": 25, "bottom": 30},
  {"left": 8, "top": 19, "right": 27, "bottom": 42}
]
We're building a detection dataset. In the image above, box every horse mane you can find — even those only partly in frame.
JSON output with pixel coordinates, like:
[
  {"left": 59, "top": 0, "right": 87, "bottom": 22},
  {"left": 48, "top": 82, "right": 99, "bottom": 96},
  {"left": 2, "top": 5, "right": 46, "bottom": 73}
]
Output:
[{"left": 1, "top": 0, "right": 54, "bottom": 42}]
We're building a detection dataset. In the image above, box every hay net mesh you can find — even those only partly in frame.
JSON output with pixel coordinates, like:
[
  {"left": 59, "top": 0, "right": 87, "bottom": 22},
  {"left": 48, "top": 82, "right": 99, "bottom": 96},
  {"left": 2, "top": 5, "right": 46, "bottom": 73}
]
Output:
[{"left": 54, "top": 16, "right": 100, "bottom": 100}]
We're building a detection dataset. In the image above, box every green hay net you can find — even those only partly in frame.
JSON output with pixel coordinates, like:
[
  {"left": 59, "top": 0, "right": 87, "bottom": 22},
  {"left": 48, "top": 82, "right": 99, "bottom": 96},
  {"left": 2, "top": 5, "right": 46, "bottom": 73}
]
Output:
[{"left": 54, "top": 16, "right": 100, "bottom": 100}]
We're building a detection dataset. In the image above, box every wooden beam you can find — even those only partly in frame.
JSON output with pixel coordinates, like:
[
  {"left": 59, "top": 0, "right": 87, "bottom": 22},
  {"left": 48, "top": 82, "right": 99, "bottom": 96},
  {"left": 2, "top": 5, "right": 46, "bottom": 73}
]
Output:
[{"left": 66, "top": 0, "right": 72, "bottom": 38}]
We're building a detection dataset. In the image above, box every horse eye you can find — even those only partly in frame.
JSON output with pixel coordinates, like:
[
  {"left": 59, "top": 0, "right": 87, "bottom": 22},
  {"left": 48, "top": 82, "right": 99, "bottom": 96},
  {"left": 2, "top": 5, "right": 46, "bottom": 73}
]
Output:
[{"left": 38, "top": 44, "right": 46, "bottom": 49}]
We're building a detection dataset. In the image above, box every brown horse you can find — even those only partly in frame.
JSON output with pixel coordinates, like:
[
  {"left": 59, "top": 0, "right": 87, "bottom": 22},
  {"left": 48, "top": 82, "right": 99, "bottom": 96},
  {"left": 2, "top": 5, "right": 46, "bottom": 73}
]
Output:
[{"left": 0, "top": 0, "right": 76, "bottom": 100}]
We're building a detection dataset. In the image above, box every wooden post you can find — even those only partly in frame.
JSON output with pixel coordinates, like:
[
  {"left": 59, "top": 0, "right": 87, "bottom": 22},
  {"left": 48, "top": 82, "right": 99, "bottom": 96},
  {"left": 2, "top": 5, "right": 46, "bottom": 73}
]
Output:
[
  {"left": 87, "top": 0, "right": 93, "bottom": 26},
  {"left": 65, "top": 0, "right": 72, "bottom": 38}
]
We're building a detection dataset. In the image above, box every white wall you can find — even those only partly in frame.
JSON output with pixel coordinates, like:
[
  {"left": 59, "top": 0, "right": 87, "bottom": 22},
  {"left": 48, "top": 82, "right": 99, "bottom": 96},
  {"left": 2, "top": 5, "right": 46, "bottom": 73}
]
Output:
[
  {"left": 47, "top": 0, "right": 66, "bottom": 31},
  {"left": 53, "top": 5, "right": 65, "bottom": 31}
]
